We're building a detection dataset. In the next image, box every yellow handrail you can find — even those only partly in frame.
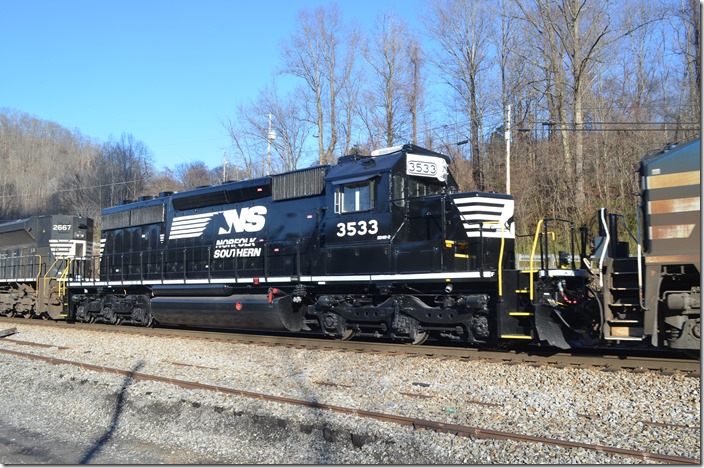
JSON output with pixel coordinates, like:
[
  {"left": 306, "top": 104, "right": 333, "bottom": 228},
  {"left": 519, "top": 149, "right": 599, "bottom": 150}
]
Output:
[
  {"left": 481, "top": 221, "right": 506, "bottom": 297},
  {"left": 57, "top": 258, "right": 73, "bottom": 300},
  {"left": 42, "top": 257, "right": 73, "bottom": 307}
]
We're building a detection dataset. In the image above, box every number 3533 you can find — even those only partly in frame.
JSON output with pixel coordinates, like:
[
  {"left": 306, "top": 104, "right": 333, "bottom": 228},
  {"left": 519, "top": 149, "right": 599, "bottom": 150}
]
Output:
[{"left": 336, "top": 220, "right": 379, "bottom": 237}]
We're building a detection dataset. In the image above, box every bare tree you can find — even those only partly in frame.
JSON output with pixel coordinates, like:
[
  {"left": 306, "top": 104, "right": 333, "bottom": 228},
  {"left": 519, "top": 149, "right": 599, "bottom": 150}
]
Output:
[
  {"left": 513, "top": 0, "right": 671, "bottom": 214},
  {"left": 97, "top": 133, "right": 153, "bottom": 206},
  {"left": 669, "top": 0, "right": 701, "bottom": 138},
  {"left": 149, "top": 168, "right": 182, "bottom": 194},
  {"left": 223, "top": 84, "right": 312, "bottom": 176},
  {"left": 0, "top": 109, "right": 104, "bottom": 219},
  {"left": 425, "top": 0, "right": 493, "bottom": 190},
  {"left": 175, "top": 161, "right": 216, "bottom": 190},
  {"left": 281, "top": 5, "right": 358, "bottom": 163},
  {"left": 407, "top": 37, "right": 425, "bottom": 144},
  {"left": 362, "top": 10, "right": 414, "bottom": 147}
]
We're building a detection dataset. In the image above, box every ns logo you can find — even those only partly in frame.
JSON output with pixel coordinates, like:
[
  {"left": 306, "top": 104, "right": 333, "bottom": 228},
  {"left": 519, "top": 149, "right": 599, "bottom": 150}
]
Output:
[{"left": 218, "top": 206, "right": 267, "bottom": 235}]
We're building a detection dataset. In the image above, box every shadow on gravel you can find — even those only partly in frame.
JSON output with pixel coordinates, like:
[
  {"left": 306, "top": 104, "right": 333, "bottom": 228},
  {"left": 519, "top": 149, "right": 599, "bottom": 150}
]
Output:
[{"left": 79, "top": 360, "right": 144, "bottom": 464}]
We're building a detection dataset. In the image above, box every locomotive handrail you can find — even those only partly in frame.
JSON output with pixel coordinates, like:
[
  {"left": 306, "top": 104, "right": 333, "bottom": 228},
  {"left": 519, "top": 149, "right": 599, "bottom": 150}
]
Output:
[
  {"left": 57, "top": 258, "right": 73, "bottom": 300},
  {"left": 40, "top": 256, "right": 66, "bottom": 314},
  {"left": 598, "top": 210, "right": 645, "bottom": 309},
  {"left": 611, "top": 213, "right": 644, "bottom": 309},
  {"left": 33, "top": 254, "right": 43, "bottom": 279},
  {"left": 598, "top": 209, "right": 610, "bottom": 288},
  {"left": 541, "top": 218, "right": 576, "bottom": 270},
  {"left": 636, "top": 204, "right": 645, "bottom": 310},
  {"left": 527, "top": 217, "right": 577, "bottom": 302},
  {"left": 480, "top": 221, "right": 505, "bottom": 297}
]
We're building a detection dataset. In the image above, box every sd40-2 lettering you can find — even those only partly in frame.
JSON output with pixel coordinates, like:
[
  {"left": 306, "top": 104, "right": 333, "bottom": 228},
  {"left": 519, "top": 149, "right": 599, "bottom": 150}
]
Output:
[{"left": 336, "top": 220, "right": 379, "bottom": 237}]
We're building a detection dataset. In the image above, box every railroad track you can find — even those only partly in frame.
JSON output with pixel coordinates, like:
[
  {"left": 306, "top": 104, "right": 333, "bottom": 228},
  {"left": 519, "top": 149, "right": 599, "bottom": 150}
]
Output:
[
  {"left": 0, "top": 316, "right": 699, "bottom": 375},
  {"left": 0, "top": 343, "right": 699, "bottom": 465}
]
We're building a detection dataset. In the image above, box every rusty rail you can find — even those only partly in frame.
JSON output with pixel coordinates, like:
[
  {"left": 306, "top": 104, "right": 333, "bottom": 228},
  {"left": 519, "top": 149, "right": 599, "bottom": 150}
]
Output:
[{"left": 0, "top": 347, "right": 698, "bottom": 465}]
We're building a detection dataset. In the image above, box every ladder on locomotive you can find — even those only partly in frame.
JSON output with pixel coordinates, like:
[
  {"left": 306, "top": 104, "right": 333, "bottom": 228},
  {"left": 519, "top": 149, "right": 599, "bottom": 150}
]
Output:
[
  {"left": 38, "top": 256, "right": 73, "bottom": 318},
  {"left": 595, "top": 210, "right": 646, "bottom": 342}
]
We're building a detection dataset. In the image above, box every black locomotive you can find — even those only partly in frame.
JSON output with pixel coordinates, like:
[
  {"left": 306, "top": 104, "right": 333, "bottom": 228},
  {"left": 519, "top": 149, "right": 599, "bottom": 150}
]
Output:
[
  {"left": 0, "top": 141, "right": 699, "bottom": 352},
  {"left": 70, "top": 144, "right": 515, "bottom": 344},
  {"left": 0, "top": 215, "right": 93, "bottom": 319}
]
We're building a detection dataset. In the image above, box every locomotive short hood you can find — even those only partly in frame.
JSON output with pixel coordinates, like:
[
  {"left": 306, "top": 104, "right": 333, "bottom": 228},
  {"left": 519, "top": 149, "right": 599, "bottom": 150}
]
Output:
[{"left": 326, "top": 144, "right": 454, "bottom": 186}]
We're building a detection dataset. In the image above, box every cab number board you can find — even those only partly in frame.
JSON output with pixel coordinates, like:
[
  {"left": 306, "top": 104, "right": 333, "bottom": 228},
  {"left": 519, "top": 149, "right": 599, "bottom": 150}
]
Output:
[{"left": 407, "top": 161, "right": 437, "bottom": 176}]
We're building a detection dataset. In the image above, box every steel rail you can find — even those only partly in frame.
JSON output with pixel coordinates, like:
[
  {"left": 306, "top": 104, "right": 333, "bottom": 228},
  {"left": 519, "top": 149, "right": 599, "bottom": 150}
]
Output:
[
  {"left": 0, "top": 317, "right": 699, "bottom": 374},
  {"left": 0, "top": 347, "right": 699, "bottom": 465}
]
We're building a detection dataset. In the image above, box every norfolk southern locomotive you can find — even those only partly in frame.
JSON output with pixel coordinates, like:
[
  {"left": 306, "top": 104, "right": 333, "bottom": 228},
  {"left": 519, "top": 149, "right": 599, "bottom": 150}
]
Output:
[
  {"left": 0, "top": 215, "right": 94, "bottom": 319},
  {"left": 0, "top": 141, "right": 699, "bottom": 352}
]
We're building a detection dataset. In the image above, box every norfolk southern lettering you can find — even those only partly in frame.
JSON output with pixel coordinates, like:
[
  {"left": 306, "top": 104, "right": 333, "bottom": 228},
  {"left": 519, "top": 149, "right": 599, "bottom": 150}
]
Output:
[{"left": 214, "top": 237, "right": 262, "bottom": 258}]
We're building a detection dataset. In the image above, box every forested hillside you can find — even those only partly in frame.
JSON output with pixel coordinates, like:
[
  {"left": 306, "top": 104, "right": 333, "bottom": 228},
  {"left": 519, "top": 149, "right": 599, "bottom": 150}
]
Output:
[
  {"left": 0, "top": 109, "right": 222, "bottom": 223},
  {"left": 0, "top": 0, "right": 699, "bottom": 238}
]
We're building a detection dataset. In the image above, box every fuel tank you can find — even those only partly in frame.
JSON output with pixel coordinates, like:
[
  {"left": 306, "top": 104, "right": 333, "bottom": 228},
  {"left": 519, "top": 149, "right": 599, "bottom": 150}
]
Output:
[{"left": 150, "top": 294, "right": 303, "bottom": 331}]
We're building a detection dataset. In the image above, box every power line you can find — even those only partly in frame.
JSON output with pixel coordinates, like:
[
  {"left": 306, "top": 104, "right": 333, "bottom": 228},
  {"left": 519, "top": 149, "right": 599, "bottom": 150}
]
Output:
[{"left": 524, "top": 120, "right": 700, "bottom": 126}]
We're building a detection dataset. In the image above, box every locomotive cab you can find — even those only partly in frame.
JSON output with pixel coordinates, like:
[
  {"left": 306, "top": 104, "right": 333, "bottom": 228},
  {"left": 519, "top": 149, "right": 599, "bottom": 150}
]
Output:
[
  {"left": 323, "top": 145, "right": 460, "bottom": 275},
  {"left": 321, "top": 144, "right": 514, "bottom": 277}
]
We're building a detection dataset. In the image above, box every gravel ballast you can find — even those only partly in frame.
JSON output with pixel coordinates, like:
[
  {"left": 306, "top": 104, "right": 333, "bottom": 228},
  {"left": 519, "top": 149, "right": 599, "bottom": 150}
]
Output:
[{"left": 0, "top": 323, "right": 699, "bottom": 464}]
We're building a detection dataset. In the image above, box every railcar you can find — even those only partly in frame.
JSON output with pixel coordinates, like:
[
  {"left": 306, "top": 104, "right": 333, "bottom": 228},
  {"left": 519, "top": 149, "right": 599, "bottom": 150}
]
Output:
[
  {"left": 637, "top": 138, "right": 700, "bottom": 349},
  {"left": 0, "top": 215, "right": 93, "bottom": 319}
]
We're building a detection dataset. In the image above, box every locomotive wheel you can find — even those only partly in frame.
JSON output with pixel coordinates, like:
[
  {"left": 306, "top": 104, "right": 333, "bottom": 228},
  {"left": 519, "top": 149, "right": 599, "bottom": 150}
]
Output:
[
  {"left": 340, "top": 329, "right": 355, "bottom": 341},
  {"left": 144, "top": 312, "right": 155, "bottom": 328},
  {"left": 132, "top": 308, "right": 154, "bottom": 328},
  {"left": 411, "top": 331, "right": 429, "bottom": 345},
  {"left": 102, "top": 307, "right": 116, "bottom": 324}
]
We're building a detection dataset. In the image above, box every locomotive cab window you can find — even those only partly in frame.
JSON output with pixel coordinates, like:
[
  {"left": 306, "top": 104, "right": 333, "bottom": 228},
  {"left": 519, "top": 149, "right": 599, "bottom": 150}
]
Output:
[
  {"left": 408, "top": 177, "right": 445, "bottom": 198},
  {"left": 334, "top": 178, "right": 376, "bottom": 214}
]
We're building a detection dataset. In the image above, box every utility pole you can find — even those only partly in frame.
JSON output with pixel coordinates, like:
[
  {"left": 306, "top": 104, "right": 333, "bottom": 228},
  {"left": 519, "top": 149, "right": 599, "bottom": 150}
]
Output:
[
  {"left": 266, "top": 113, "right": 277, "bottom": 175},
  {"left": 505, "top": 104, "right": 511, "bottom": 194},
  {"left": 222, "top": 152, "right": 227, "bottom": 182}
]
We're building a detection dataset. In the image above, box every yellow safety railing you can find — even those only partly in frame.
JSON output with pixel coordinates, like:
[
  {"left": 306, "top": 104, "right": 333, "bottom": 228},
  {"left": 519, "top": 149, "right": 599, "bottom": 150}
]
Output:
[
  {"left": 528, "top": 220, "right": 570, "bottom": 302},
  {"left": 41, "top": 257, "right": 73, "bottom": 309},
  {"left": 34, "top": 255, "right": 44, "bottom": 309},
  {"left": 57, "top": 258, "right": 73, "bottom": 299},
  {"left": 481, "top": 221, "right": 506, "bottom": 297}
]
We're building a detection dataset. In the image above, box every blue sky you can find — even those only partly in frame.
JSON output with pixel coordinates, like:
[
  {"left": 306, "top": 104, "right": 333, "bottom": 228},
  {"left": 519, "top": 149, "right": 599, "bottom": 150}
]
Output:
[{"left": 1, "top": 0, "right": 425, "bottom": 170}]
